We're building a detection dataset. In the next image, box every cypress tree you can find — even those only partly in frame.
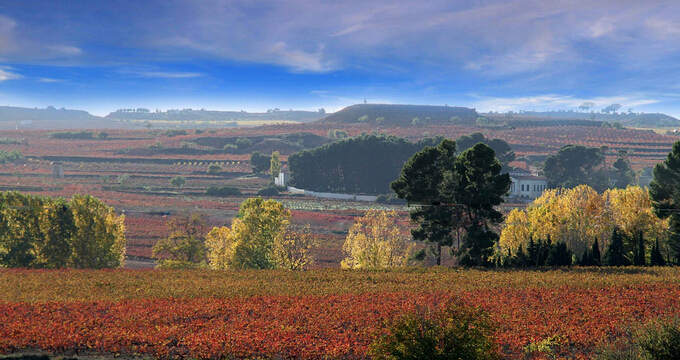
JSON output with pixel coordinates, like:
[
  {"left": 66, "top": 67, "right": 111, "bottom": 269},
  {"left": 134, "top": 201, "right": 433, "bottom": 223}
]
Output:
[
  {"left": 515, "top": 244, "right": 527, "bottom": 268},
  {"left": 591, "top": 238, "right": 601, "bottom": 266},
  {"left": 527, "top": 236, "right": 537, "bottom": 267},
  {"left": 634, "top": 232, "right": 646, "bottom": 266},
  {"left": 547, "top": 241, "right": 572, "bottom": 266},
  {"left": 580, "top": 247, "right": 592, "bottom": 266},
  {"left": 650, "top": 239, "right": 666, "bottom": 267},
  {"left": 604, "top": 229, "right": 631, "bottom": 266}
]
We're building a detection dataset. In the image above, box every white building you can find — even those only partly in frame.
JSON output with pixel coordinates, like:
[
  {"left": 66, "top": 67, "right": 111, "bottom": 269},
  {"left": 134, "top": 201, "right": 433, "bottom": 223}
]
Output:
[
  {"left": 274, "top": 172, "right": 289, "bottom": 187},
  {"left": 508, "top": 168, "right": 548, "bottom": 200}
]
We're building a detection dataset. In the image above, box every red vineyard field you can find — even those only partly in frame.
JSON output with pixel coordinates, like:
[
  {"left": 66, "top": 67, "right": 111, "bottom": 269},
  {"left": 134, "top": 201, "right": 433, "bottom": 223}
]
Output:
[{"left": 2, "top": 284, "right": 680, "bottom": 359}]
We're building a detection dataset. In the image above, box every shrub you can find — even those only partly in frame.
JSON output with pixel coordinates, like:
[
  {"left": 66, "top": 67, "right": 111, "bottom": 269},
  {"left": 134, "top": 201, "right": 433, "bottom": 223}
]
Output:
[
  {"left": 257, "top": 187, "right": 279, "bottom": 196},
  {"left": 165, "top": 129, "right": 188, "bottom": 137},
  {"left": 375, "top": 193, "right": 406, "bottom": 204},
  {"left": 207, "top": 164, "right": 222, "bottom": 174},
  {"left": 206, "top": 186, "right": 241, "bottom": 196},
  {"left": 50, "top": 131, "right": 94, "bottom": 139},
  {"left": 0, "top": 150, "right": 22, "bottom": 164},
  {"left": 223, "top": 144, "right": 238, "bottom": 152},
  {"left": 370, "top": 302, "right": 499, "bottom": 360},
  {"left": 235, "top": 137, "right": 253, "bottom": 149},
  {"left": 595, "top": 315, "right": 680, "bottom": 360},
  {"left": 637, "top": 316, "right": 680, "bottom": 359}
]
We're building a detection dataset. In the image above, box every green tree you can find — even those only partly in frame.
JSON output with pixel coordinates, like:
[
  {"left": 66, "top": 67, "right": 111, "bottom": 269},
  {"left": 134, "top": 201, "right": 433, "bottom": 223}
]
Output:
[
  {"left": 0, "top": 192, "right": 125, "bottom": 269},
  {"left": 228, "top": 197, "right": 290, "bottom": 269},
  {"left": 634, "top": 232, "right": 646, "bottom": 266},
  {"left": 391, "top": 139, "right": 459, "bottom": 265},
  {"left": 592, "top": 238, "right": 602, "bottom": 266},
  {"left": 270, "top": 151, "right": 281, "bottom": 180},
  {"left": 69, "top": 195, "right": 126, "bottom": 269},
  {"left": 546, "top": 241, "right": 572, "bottom": 266},
  {"left": 454, "top": 143, "right": 511, "bottom": 266},
  {"left": 0, "top": 192, "right": 45, "bottom": 267},
  {"left": 603, "top": 228, "right": 631, "bottom": 266},
  {"left": 455, "top": 133, "right": 515, "bottom": 172},
  {"left": 392, "top": 140, "right": 510, "bottom": 266},
  {"left": 37, "top": 199, "right": 75, "bottom": 268},
  {"left": 649, "top": 140, "right": 680, "bottom": 263},
  {"left": 250, "top": 151, "right": 271, "bottom": 174},
  {"left": 651, "top": 238, "right": 666, "bottom": 266},
  {"left": 170, "top": 176, "right": 186, "bottom": 189},
  {"left": 611, "top": 150, "right": 636, "bottom": 188},
  {"left": 543, "top": 145, "right": 608, "bottom": 191},
  {"left": 152, "top": 211, "right": 208, "bottom": 268}
]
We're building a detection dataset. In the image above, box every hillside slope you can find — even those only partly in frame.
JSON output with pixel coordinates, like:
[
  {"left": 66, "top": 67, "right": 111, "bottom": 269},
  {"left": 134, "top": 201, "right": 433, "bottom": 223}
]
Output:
[
  {"left": 0, "top": 106, "right": 97, "bottom": 121},
  {"left": 320, "top": 104, "right": 479, "bottom": 125}
]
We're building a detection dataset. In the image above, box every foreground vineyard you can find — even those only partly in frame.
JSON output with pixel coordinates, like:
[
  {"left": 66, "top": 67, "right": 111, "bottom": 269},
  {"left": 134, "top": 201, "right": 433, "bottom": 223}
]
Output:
[{"left": 2, "top": 268, "right": 680, "bottom": 359}]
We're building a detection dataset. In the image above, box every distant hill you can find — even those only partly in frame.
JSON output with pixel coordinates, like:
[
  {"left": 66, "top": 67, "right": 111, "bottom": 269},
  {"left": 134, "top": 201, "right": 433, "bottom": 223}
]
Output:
[
  {"left": 319, "top": 104, "right": 479, "bottom": 125},
  {"left": 485, "top": 110, "right": 680, "bottom": 128},
  {"left": 0, "top": 106, "right": 97, "bottom": 121},
  {"left": 106, "top": 108, "right": 324, "bottom": 123},
  {"left": 622, "top": 113, "right": 680, "bottom": 128}
]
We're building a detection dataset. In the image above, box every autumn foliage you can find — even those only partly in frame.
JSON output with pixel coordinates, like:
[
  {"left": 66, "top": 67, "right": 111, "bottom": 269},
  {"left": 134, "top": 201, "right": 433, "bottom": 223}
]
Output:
[
  {"left": 2, "top": 268, "right": 680, "bottom": 359},
  {"left": 500, "top": 185, "right": 668, "bottom": 261}
]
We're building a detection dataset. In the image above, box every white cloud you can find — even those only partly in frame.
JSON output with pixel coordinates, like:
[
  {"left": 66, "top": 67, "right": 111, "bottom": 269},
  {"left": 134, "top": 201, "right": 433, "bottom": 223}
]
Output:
[
  {"left": 0, "top": 68, "right": 21, "bottom": 82},
  {"left": 470, "top": 94, "right": 661, "bottom": 113},
  {"left": 136, "top": 71, "right": 204, "bottom": 79},
  {"left": 37, "top": 77, "right": 62, "bottom": 83}
]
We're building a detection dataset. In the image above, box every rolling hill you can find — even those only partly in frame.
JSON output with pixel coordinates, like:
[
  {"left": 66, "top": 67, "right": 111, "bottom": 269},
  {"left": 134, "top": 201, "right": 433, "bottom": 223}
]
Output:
[{"left": 319, "top": 104, "right": 479, "bottom": 125}]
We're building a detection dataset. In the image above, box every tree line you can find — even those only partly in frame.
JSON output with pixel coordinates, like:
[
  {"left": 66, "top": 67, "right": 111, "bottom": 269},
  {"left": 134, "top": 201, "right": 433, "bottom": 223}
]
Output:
[
  {"left": 0, "top": 192, "right": 126, "bottom": 268},
  {"left": 287, "top": 133, "right": 514, "bottom": 195},
  {"left": 152, "top": 198, "right": 315, "bottom": 270},
  {"left": 543, "top": 144, "right": 636, "bottom": 192}
]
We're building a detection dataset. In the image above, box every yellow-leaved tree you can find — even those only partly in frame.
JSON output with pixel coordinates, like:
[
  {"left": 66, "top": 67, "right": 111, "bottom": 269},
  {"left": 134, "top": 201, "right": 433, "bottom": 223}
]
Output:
[
  {"left": 341, "top": 210, "right": 414, "bottom": 269},
  {"left": 272, "top": 224, "right": 315, "bottom": 270},
  {"left": 205, "top": 226, "right": 234, "bottom": 270},
  {"left": 604, "top": 186, "right": 669, "bottom": 250},
  {"left": 69, "top": 195, "right": 126, "bottom": 269},
  {"left": 152, "top": 211, "right": 209, "bottom": 269},
  {"left": 205, "top": 197, "right": 315, "bottom": 270},
  {"left": 499, "top": 185, "right": 668, "bottom": 259}
]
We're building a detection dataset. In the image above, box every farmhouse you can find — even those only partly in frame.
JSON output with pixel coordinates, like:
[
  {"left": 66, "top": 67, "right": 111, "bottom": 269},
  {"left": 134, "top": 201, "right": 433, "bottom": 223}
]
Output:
[
  {"left": 274, "top": 171, "right": 289, "bottom": 187},
  {"left": 508, "top": 168, "right": 547, "bottom": 200}
]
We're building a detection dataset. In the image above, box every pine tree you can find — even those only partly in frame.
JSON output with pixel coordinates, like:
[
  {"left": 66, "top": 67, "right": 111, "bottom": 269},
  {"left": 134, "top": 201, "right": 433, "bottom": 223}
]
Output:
[
  {"left": 604, "top": 229, "right": 631, "bottom": 266},
  {"left": 649, "top": 140, "right": 680, "bottom": 264},
  {"left": 591, "top": 238, "right": 602, "bottom": 266}
]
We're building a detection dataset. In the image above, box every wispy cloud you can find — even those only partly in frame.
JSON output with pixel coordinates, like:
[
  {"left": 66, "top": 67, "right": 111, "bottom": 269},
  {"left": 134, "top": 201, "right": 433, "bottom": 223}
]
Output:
[
  {"left": 0, "top": 68, "right": 21, "bottom": 82},
  {"left": 37, "top": 77, "right": 62, "bottom": 83},
  {"left": 470, "top": 94, "right": 661, "bottom": 113},
  {"left": 135, "top": 71, "right": 204, "bottom": 79}
]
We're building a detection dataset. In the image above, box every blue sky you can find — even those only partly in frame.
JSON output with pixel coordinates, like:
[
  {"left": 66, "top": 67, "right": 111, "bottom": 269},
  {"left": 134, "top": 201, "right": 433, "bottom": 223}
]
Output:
[{"left": 1, "top": 0, "right": 680, "bottom": 117}]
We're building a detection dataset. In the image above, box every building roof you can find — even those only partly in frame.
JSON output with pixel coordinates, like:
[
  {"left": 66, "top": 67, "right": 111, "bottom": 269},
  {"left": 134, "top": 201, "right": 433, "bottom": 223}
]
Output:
[{"left": 511, "top": 175, "right": 547, "bottom": 181}]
